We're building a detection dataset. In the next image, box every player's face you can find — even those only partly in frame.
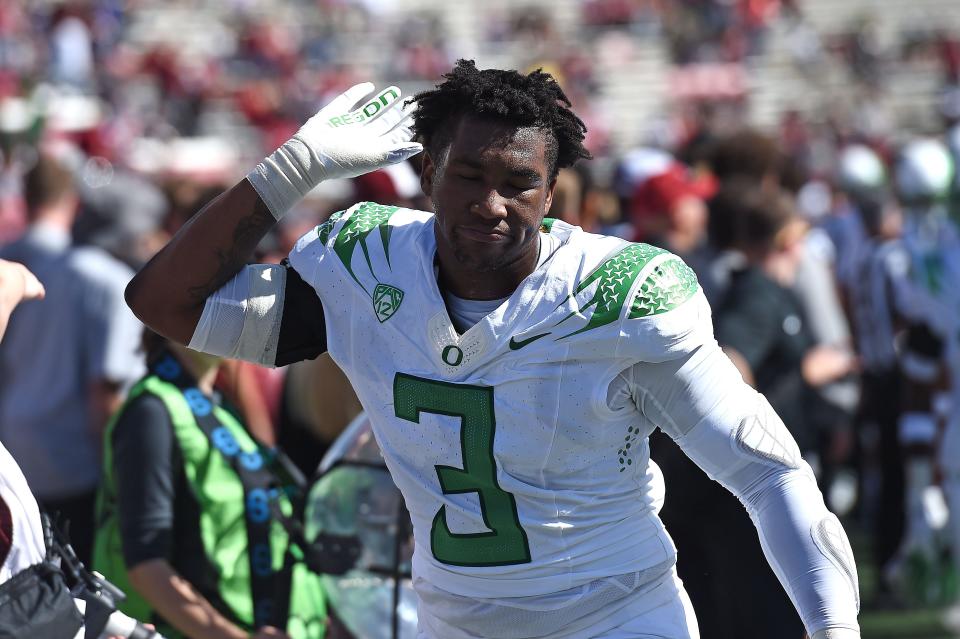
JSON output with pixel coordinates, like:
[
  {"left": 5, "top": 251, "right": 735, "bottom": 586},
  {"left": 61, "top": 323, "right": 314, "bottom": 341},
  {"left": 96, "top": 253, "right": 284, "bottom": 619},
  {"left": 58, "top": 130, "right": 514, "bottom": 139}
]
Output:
[{"left": 422, "top": 116, "right": 556, "bottom": 278}]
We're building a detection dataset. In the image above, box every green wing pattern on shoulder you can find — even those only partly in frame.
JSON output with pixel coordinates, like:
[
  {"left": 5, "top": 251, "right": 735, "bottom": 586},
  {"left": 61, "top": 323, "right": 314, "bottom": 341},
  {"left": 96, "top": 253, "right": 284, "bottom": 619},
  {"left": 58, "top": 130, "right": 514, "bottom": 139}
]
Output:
[
  {"left": 316, "top": 209, "right": 346, "bottom": 245},
  {"left": 331, "top": 202, "right": 399, "bottom": 290},
  {"left": 628, "top": 256, "right": 699, "bottom": 318},
  {"left": 555, "top": 242, "right": 666, "bottom": 339}
]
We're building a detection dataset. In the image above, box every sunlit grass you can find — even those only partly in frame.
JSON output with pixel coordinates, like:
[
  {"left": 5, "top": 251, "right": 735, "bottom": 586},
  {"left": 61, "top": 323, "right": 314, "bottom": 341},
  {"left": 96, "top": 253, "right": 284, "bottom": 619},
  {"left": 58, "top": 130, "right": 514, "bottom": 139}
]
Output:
[{"left": 852, "top": 522, "right": 956, "bottom": 638}]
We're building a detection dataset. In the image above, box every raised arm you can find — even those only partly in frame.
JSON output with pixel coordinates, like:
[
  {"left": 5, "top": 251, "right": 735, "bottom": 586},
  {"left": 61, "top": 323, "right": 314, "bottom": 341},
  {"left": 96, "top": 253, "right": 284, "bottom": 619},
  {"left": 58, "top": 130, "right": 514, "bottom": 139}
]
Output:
[
  {"left": 626, "top": 341, "right": 861, "bottom": 639},
  {"left": 126, "top": 83, "right": 422, "bottom": 345},
  {"left": 125, "top": 180, "right": 270, "bottom": 344}
]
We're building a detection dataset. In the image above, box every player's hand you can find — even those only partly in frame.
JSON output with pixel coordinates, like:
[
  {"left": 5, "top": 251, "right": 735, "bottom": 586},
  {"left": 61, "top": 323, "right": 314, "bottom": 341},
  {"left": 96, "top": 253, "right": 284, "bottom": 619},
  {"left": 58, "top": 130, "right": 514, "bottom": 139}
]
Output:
[
  {"left": 297, "top": 83, "right": 422, "bottom": 181},
  {"left": 248, "top": 83, "right": 422, "bottom": 219}
]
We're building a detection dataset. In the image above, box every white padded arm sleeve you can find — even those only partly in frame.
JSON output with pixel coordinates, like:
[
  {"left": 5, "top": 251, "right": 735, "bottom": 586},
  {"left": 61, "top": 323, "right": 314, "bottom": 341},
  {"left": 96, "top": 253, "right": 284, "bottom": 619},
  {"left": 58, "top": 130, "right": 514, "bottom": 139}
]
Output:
[
  {"left": 626, "top": 342, "right": 860, "bottom": 637},
  {"left": 188, "top": 264, "right": 286, "bottom": 367},
  {"left": 812, "top": 629, "right": 860, "bottom": 639}
]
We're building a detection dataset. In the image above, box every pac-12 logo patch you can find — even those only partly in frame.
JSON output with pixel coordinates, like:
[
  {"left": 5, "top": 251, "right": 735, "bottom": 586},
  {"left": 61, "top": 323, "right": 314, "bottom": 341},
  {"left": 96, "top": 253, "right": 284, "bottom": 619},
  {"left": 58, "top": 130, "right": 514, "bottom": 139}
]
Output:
[{"left": 373, "top": 283, "right": 404, "bottom": 323}]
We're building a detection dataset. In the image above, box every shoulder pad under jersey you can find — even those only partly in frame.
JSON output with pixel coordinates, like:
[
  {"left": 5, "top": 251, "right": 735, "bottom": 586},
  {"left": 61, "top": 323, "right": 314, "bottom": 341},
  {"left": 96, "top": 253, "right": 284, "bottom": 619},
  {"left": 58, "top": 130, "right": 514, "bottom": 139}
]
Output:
[
  {"left": 289, "top": 201, "right": 430, "bottom": 285},
  {"left": 553, "top": 241, "right": 712, "bottom": 361}
]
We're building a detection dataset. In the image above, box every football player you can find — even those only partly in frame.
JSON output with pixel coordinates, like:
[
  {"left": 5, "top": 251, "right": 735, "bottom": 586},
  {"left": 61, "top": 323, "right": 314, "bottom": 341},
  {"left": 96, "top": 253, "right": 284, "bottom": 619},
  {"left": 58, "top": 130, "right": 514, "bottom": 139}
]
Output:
[
  {"left": 126, "top": 61, "right": 860, "bottom": 639},
  {"left": 888, "top": 139, "right": 960, "bottom": 606}
]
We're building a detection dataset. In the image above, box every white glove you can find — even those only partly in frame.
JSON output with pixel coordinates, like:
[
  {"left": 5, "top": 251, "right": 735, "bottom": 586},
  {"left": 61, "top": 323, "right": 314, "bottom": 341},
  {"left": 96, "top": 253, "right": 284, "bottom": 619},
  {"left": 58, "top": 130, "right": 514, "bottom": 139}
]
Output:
[
  {"left": 247, "top": 83, "right": 422, "bottom": 219},
  {"left": 811, "top": 628, "right": 860, "bottom": 639}
]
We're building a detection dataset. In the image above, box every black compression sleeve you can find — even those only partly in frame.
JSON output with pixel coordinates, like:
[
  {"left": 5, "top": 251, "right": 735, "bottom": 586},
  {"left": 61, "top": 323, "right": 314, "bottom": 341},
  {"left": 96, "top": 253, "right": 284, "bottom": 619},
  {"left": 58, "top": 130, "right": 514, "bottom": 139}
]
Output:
[{"left": 275, "top": 260, "right": 328, "bottom": 367}]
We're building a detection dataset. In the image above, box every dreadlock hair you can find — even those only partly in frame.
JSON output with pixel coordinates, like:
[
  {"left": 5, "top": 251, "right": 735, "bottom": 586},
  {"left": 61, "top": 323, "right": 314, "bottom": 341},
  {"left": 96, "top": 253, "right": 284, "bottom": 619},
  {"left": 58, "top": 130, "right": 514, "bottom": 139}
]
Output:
[{"left": 410, "top": 60, "right": 591, "bottom": 179}]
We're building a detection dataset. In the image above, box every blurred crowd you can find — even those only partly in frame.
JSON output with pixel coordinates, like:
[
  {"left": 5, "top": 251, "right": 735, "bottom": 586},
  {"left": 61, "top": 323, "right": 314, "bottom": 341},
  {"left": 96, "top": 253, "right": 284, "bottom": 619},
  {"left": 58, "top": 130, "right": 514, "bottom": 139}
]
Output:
[{"left": 1, "top": 0, "right": 960, "bottom": 636}]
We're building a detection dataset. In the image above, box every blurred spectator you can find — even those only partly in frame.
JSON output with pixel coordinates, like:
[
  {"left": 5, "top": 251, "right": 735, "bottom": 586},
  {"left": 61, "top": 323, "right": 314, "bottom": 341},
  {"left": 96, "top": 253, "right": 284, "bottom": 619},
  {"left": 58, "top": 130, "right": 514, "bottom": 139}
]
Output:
[
  {"left": 844, "top": 15, "right": 885, "bottom": 88},
  {"left": 0, "top": 259, "right": 87, "bottom": 638},
  {"left": 715, "top": 182, "right": 857, "bottom": 453},
  {"left": 654, "top": 181, "right": 851, "bottom": 639},
  {"left": 844, "top": 183, "right": 910, "bottom": 600},
  {"left": 698, "top": 129, "right": 787, "bottom": 304},
  {"left": 886, "top": 138, "right": 959, "bottom": 604},
  {"left": 0, "top": 152, "right": 143, "bottom": 565},
  {"left": 48, "top": 5, "right": 95, "bottom": 90},
  {"left": 73, "top": 168, "right": 169, "bottom": 269},
  {"left": 582, "top": 0, "right": 661, "bottom": 29},
  {"left": 629, "top": 159, "right": 716, "bottom": 257},
  {"left": 707, "top": 127, "right": 785, "bottom": 187},
  {"left": 548, "top": 167, "right": 585, "bottom": 226},
  {"left": 279, "top": 354, "right": 363, "bottom": 477},
  {"left": 0, "top": 261, "right": 48, "bottom": 603},
  {"left": 93, "top": 332, "right": 327, "bottom": 639}
]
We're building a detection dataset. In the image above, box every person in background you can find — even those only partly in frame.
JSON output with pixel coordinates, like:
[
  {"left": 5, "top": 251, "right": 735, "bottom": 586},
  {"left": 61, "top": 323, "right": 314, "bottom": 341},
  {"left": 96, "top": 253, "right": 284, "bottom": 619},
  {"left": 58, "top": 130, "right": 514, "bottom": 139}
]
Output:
[
  {"left": 708, "top": 130, "right": 860, "bottom": 487},
  {"left": 92, "top": 330, "right": 328, "bottom": 639},
  {"left": 886, "top": 139, "right": 960, "bottom": 604},
  {"left": 547, "top": 167, "right": 584, "bottom": 226},
  {"left": 0, "top": 152, "right": 143, "bottom": 565},
  {"left": 630, "top": 160, "right": 716, "bottom": 255},
  {"left": 715, "top": 181, "right": 857, "bottom": 457},
  {"left": 832, "top": 145, "right": 910, "bottom": 602},
  {"left": 0, "top": 259, "right": 46, "bottom": 582},
  {"left": 73, "top": 168, "right": 170, "bottom": 271},
  {"left": 278, "top": 354, "right": 363, "bottom": 477},
  {"left": 0, "top": 259, "right": 88, "bottom": 638},
  {"left": 629, "top": 159, "right": 717, "bottom": 287}
]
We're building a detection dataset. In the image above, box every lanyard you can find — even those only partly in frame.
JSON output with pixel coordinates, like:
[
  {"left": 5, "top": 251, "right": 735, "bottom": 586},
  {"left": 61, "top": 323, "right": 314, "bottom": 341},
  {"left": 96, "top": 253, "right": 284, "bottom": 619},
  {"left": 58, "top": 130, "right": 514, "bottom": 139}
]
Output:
[{"left": 149, "top": 352, "right": 292, "bottom": 631}]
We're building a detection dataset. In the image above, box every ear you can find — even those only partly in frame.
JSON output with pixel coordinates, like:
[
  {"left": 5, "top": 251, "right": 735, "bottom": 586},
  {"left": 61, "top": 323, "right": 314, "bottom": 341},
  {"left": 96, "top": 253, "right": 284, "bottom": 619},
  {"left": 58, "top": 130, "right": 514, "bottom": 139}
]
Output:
[
  {"left": 543, "top": 175, "right": 558, "bottom": 213},
  {"left": 420, "top": 150, "right": 436, "bottom": 197}
]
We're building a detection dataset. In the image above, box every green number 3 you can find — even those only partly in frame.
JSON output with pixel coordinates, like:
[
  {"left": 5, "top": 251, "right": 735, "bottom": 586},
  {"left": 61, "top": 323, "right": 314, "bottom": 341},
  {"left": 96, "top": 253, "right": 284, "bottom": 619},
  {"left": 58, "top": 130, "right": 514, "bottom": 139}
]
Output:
[{"left": 394, "top": 373, "right": 531, "bottom": 566}]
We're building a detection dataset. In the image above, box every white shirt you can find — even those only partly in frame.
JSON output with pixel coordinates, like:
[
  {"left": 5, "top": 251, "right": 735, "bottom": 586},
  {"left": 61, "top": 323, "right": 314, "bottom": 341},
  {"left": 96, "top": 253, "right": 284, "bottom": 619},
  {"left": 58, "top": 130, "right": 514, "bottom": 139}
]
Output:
[{"left": 0, "top": 442, "right": 45, "bottom": 582}]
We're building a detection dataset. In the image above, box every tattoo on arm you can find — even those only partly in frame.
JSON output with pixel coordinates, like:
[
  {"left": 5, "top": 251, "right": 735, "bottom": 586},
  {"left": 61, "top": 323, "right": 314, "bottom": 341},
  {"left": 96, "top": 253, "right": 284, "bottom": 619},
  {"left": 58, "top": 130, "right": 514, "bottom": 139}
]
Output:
[{"left": 186, "top": 200, "right": 276, "bottom": 303}]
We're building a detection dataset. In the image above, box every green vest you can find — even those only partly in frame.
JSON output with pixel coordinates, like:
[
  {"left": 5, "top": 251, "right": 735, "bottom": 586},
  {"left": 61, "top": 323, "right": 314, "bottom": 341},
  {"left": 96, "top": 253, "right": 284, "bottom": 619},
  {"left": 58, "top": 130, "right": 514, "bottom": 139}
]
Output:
[{"left": 93, "top": 370, "right": 327, "bottom": 639}]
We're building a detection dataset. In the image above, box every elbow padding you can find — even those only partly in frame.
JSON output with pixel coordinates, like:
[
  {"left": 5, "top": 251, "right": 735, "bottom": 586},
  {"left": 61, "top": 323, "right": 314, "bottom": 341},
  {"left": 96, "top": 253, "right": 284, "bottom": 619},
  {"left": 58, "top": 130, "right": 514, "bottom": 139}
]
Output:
[
  {"left": 811, "top": 513, "right": 861, "bottom": 612},
  {"left": 675, "top": 393, "right": 861, "bottom": 633},
  {"left": 188, "top": 264, "right": 287, "bottom": 367}
]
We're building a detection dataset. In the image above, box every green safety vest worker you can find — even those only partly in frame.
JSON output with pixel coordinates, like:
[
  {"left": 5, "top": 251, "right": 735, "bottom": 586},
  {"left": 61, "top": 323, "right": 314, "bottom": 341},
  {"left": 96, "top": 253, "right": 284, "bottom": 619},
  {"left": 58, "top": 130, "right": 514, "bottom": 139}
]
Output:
[{"left": 93, "top": 351, "right": 327, "bottom": 639}]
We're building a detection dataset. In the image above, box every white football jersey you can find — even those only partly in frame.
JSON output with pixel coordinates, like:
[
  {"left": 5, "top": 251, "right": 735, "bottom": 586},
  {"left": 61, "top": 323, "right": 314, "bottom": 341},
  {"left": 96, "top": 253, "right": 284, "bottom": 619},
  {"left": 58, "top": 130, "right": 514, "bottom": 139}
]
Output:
[{"left": 288, "top": 202, "right": 712, "bottom": 599}]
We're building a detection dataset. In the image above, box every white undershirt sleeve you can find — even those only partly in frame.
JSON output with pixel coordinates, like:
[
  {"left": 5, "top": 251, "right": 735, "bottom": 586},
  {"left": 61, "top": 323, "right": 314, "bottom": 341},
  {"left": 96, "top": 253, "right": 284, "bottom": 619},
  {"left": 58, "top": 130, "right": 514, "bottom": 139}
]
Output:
[
  {"left": 624, "top": 341, "right": 861, "bottom": 638},
  {"left": 188, "top": 264, "right": 287, "bottom": 367}
]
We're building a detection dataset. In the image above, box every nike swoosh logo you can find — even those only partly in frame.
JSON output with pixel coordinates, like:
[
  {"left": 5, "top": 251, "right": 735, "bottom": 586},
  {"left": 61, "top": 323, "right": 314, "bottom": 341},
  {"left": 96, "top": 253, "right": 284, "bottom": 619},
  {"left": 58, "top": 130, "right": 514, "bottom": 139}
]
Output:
[{"left": 509, "top": 332, "right": 550, "bottom": 350}]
